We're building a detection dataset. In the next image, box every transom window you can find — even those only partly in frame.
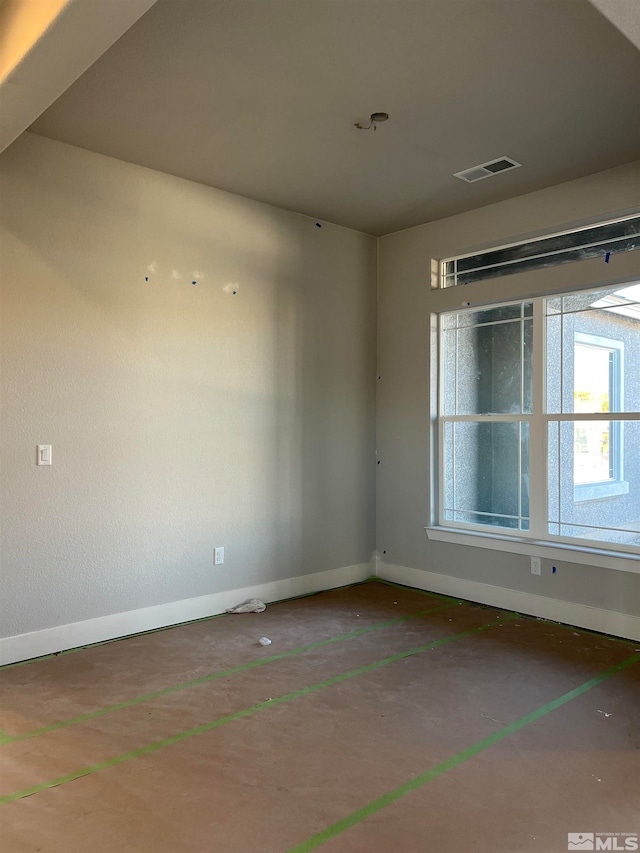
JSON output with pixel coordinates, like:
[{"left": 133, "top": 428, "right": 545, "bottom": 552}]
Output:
[
  {"left": 438, "top": 215, "right": 640, "bottom": 288},
  {"left": 438, "top": 282, "right": 640, "bottom": 554}
]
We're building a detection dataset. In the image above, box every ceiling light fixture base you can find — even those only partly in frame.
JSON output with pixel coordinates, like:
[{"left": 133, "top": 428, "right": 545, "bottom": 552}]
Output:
[{"left": 355, "top": 112, "right": 389, "bottom": 131}]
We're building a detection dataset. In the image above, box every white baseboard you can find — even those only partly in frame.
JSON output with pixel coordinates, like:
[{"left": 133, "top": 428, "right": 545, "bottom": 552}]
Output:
[
  {"left": 377, "top": 562, "right": 640, "bottom": 642},
  {"left": 5, "top": 559, "right": 635, "bottom": 666},
  {"left": 0, "top": 563, "right": 373, "bottom": 666}
]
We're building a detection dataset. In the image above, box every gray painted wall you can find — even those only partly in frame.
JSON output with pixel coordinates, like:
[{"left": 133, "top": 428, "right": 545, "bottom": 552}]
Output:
[
  {"left": 0, "top": 133, "right": 377, "bottom": 638},
  {"left": 377, "top": 161, "right": 640, "bottom": 616},
  {"left": 1, "top": 134, "right": 638, "bottom": 641}
]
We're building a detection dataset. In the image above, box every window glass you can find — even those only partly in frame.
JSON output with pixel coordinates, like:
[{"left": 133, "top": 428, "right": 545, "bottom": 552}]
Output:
[
  {"left": 439, "top": 282, "right": 640, "bottom": 553},
  {"left": 548, "top": 420, "right": 638, "bottom": 546},
  {"left": 442, "top": 304, "right": 533, "bottom": 415},
  {"left": 443, "top": 421, "right": 530, "bottom": 531},
  {"left": 546, "top": 284, "right": 638, "bottom": 415}
]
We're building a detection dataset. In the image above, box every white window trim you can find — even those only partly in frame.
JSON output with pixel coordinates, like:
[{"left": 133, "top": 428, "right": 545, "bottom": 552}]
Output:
[
  {"left": 424, "top": 526, "right": 640, "bottom": 574},
  {"left": 434, "top": 287, "right": 640, "bottom": 568}
]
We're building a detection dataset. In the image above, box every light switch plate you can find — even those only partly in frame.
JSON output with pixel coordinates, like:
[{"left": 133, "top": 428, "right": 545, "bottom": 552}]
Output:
[{"left": 37, "top": 445, "right": 52, "bottom": 466}]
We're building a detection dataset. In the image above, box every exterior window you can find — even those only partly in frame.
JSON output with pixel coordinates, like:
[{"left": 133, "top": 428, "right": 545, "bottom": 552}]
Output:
[
  {"left": 440, "top": 303, "right": 532, "bottom": 532},
  {"left": 438, "top": 283, "right": 640, "bottom": 553},
  {"left": 438, "top": 215, "right": 640, "bottom": 288},
  {"left": 572, "top": 334, "right": 623, "bottom": 498}
]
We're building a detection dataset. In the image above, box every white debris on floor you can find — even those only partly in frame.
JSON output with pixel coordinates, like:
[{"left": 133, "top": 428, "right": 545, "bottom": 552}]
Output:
[{"left": 226, "top": 598, "right": 267, "bottom": 614}]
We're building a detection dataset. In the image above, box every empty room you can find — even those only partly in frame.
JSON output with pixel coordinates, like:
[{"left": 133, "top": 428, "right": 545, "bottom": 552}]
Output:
[{"left": 1, "top": 1, "right": 639, "bottom": 851}]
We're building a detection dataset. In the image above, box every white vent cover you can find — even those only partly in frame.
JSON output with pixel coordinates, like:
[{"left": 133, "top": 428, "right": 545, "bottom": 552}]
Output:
[{"left": 454, "top": 157, "right": 522, "bottom": 183}]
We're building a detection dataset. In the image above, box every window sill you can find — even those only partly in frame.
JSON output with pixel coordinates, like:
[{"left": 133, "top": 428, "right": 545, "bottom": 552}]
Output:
[
  {"left": 424, "top": 526, "right": 640, "bottom": 574},
  {"left": 574, "top": 480, "right": 629, "bottom": 502}
]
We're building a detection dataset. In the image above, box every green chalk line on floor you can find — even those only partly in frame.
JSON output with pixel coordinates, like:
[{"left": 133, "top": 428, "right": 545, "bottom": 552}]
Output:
[
  {"left": 286, "top": 650, "right": 640, "bottom": 853},
  {"left": 0, "top": 613, "right": 515, "bottom": 804},
  {"left": 1, "top": 600, "right": 464, "bottom": 745}
]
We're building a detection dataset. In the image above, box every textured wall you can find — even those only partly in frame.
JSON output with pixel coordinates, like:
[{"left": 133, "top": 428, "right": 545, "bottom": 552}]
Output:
[
  {"left": 0, "top": 133, "right": 377, "bottom": 637},
  {"left": 377, "top": 160, "right": 640, "bottom": 615}
]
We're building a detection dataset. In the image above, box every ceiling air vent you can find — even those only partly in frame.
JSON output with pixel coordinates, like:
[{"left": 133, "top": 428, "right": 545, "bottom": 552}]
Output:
[{"left": 454, "top": 157, "right": 521, "bottom": 183}]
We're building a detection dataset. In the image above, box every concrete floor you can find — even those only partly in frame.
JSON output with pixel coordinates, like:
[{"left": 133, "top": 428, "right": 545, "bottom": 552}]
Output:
[{"left": 0, "top": 579, "right": 638, "bottom": 852}]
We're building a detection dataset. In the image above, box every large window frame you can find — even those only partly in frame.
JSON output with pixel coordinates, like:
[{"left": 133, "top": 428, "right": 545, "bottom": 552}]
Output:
[{"left": 434, "top": 285, "right": 640, "bottom": 564}]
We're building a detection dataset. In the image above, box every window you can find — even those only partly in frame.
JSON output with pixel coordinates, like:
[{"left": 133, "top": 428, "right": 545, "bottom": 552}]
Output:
[
  {"left": 572, "top": 333, "right": 624, "bottom": 501},
  {"left": 441, "top": 302, "right": 532, "bottom": 532},
  {"left": 438, "top": 282, "right": 640, "bottom": 555},
  {"left": 438, "top": 215, "right": 640, "bottom": 288}
]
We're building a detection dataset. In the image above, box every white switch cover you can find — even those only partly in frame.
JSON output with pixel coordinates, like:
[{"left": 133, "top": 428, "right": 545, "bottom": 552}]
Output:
[
  {"left": 37, "top": 445, "right": 52, "bottom": 466},
  {"left": 214, "top": 547, "right": 225, "bottom": 565},
  {"left": 530, "top": 556, "right": 541, "bottom": 576}
]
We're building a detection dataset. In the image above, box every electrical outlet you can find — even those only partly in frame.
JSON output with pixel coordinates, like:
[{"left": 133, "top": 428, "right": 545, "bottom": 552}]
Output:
[
  {"left": 531, "top": 556, "right": 542, "bottom": 576},
  {"left": 214, "top": 547, "right": 225, "bottom": 566}
]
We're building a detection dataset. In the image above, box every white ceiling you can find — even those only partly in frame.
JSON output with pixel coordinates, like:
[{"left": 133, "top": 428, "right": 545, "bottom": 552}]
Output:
[{"left": 28, "top": 0, "right": 640, "bottom": 236}]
